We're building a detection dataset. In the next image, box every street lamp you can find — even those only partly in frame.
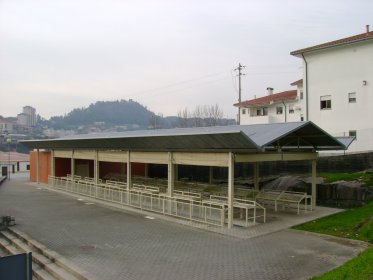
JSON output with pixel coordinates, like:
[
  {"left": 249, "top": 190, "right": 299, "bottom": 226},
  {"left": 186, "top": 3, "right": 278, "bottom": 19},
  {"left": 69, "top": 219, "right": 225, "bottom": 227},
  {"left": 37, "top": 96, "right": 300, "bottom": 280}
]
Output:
[{"left": 6, "top": 138, "right": 11, "bottom": 180}]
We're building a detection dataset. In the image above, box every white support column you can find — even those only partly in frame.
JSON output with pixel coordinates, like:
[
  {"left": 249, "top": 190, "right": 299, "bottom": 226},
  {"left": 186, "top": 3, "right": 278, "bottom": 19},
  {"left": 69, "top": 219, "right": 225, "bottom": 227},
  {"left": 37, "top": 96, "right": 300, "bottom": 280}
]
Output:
[
  {"left": 311, "top": 159, "right": 317, "bottom": 209},
  {"left": 51, "top": 150, "right": 55, "bottom": 177},
  {"left": 127, "top": 151, "right": 132, "bottom": 190},
  {"left": 254, "top": 162, "right": 259, "bottom": 191},
  {"left": 36, "top": 149, "right": 40, "bottom": 184},
  {"left": 168, "top": 152, "right": 174, "bottom": 197},
  {"left": 209, "top": 166, "right": 214, "bottom": 184},
  {"left": 71, "top": 150, "right": 75, "bottom": 177},
  {"left": 227, "top": 152, "right": 235, "bottom": 229},
  {"left": 94, "top": 150, "right": 99, "bottom": 185}
]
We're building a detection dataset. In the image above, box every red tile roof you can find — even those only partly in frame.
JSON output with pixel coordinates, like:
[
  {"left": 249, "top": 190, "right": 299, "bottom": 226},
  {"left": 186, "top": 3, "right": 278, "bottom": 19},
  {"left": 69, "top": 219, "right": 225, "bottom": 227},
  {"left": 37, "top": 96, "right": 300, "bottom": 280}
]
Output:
[
  {"left": 291, "top": 30, "right": 373, "bottom": 56},
  {"left": 234, "top": 90, "right": 297, "bottom": 107}
]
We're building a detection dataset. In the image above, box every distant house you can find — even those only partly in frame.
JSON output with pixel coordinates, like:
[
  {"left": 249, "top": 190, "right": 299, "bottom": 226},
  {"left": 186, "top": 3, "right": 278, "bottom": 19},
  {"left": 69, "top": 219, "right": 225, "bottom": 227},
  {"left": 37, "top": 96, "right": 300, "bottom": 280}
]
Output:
[
  {"left": 291, "top": 25, "right": 373, "bottom": 153},
  {"left": 234, "top": 84, "right": 304, "bottom": 125},
  {"left": 0, "top": 152, "right": 30, "bottom": 176}
]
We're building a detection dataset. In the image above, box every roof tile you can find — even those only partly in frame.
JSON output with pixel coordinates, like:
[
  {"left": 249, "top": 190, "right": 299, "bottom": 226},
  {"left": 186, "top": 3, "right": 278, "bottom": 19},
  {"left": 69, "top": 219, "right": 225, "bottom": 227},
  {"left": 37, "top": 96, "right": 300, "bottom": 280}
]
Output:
[
  {"left": 234, "top": 90, "right": 297, "bottom": 106},
  {"left": 291, "top": 31, "right": 373, "bottom": 55}
]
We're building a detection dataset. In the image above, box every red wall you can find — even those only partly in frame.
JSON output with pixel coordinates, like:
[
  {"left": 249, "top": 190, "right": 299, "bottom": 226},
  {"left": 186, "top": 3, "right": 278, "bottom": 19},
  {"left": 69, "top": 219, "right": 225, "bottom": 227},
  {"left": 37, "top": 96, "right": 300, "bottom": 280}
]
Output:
[
  {"left": 132, "top": 162, "right": 146, "bottom": 176},
  {"left": 55, "top": 157, "right": 71, "bottom": 177},
  {"left": 30, "top": 152, "right": 147, "bottom": 184},
  {"left": 99, "top": 161, "right": 124, "bottom": 179},
  {"left": 30, "top": 151, "right": 51, "bottom": 184}
]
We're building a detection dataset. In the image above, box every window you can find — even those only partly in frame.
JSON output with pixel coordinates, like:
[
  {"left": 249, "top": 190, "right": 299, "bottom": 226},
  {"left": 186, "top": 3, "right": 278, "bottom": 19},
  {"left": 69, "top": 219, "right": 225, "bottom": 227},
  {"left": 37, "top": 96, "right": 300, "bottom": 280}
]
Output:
[
  {"left": 349, "top": 130, "right": 357, "bottom": 139},
  {"left": 242, "top": 108, "right": 246, "bottom": 115},
  {"left": 300, "top": 91, "right": 304, "bottom": 100},
  {"left": 26, "top": 164, "right": 30, "bottom": 171},
  {"left": 256, "top": 107, "right": 268, "bottom": 116},
  {"left": 320, "top": 95, "right": 332, "bottom": 110},
  {"left": 348, "top": 92, "right": 356, "bottom": 103},
  {"left": 263, "top": 107, "right": 268, "bottom": 116},
  {"left": 276, "top": 106, "right": 283, "bottom": 114},
  {"left": 289, "top": 105, "right": 294, "bottom": 114}
]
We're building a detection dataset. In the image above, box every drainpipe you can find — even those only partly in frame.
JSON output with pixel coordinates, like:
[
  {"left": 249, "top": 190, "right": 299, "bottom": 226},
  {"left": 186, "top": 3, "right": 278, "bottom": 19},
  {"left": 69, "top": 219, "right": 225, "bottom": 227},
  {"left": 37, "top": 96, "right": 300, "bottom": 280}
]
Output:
[{"left": 301, "top": 53, "right": 309, "bottom": 121}]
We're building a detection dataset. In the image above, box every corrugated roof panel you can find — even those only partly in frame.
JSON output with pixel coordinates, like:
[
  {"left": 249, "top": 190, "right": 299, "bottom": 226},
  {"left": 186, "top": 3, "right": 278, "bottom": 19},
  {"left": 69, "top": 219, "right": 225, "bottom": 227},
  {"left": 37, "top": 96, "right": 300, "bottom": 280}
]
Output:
[{"left": 20, "top": 122, "right": 346, "bottom": 152}]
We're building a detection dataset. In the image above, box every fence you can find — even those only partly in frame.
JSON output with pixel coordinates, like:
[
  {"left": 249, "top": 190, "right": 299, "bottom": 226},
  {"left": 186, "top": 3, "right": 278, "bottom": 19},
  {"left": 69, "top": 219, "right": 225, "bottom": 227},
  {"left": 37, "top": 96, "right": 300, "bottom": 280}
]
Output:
[{"left": 48, "top": 176, "right": 225, "bottom": 227}]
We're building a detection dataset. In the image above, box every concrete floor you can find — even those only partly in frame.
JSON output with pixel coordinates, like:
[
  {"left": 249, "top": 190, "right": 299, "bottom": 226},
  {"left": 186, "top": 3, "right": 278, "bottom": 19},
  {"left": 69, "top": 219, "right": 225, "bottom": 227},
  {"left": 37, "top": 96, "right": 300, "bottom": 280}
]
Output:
[{"left": 0, "top": 175, "right": 368, "bottom": 280}]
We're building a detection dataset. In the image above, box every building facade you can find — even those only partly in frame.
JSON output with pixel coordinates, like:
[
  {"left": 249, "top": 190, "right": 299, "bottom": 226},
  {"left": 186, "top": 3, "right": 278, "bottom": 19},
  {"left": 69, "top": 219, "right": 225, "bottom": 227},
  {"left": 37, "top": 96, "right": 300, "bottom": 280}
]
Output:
[
  {"left": 291, "top": 25, "right": 373, "bottom": 153},
  {"left": 235, "top": 86, "right": 304, "bottom": 125},
  {"left": 236, "top": 26, "right": 372, "bottom": 153},
  {"left": 17, "top": 106, "right": 37, "bottom": 127},
  {"left": 0, "top": 152, "right": 30, "bottom": 177}
]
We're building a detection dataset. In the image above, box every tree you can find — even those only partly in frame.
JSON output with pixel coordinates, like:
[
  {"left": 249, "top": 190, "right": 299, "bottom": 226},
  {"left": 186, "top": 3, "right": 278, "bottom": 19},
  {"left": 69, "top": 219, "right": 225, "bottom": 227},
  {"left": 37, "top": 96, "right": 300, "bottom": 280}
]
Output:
[
  {"left": 149, "top": 113, "right": 163, "bottom": 129},
  {"left": 177, "top": 104, "right": 225, "bottom": 128},
  {"left": 177, "top": 108, "right": 191, "bottom": 128}
]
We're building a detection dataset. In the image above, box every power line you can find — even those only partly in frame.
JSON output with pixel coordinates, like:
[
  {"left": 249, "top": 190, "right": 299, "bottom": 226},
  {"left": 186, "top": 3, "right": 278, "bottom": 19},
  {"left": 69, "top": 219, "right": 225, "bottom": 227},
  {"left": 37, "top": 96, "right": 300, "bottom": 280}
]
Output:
[{"left": 123, "top": 71, "right": 230, "bottom": 99}]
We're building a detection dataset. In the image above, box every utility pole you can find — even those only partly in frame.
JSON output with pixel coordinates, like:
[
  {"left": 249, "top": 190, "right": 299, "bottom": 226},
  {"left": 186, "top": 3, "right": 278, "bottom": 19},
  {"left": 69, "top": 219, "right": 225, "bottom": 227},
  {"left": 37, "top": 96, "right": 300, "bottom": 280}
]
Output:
[{"left": 234, "top": 63, "right": 245, "bottom": 125}]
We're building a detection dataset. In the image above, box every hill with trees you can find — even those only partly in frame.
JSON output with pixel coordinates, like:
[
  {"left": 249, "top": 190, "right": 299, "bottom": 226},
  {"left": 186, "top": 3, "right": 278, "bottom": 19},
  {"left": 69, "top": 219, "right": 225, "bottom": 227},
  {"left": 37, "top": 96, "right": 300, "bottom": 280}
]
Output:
[
  {"left": 41, "top": 99, "right": 235, "bottom": 132},
  {"left": 46, "top": 99, "right": 156, "bottom": 129}
]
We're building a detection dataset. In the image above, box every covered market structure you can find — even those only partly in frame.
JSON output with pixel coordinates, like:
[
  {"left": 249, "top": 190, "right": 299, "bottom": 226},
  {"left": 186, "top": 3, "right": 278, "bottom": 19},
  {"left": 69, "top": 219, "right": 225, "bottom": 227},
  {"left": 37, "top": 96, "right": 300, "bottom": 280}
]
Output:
[{"left": 21, "top": 121, "right": 351, "bottom": 229}]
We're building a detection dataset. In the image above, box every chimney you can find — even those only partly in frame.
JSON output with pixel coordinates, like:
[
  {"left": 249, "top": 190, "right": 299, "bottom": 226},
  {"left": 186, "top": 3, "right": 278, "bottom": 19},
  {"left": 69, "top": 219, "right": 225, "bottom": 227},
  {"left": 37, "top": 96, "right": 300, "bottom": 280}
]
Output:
[
  {"left": 366, "top": 25, "right": 370, "bottom": 35},
  {"left": 266, "top": 87, "right": 274, "bottom": 95}
]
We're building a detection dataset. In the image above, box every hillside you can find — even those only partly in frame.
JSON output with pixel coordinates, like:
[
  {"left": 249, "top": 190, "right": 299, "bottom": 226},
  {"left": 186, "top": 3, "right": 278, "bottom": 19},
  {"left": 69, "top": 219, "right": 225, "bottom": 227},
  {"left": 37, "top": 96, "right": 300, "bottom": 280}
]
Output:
[
  {"left": 41, "top": 99, "right": 236, "bottom": 132},
  {"left": 47, "top": 99, "right": 155, "bottom": 129}
]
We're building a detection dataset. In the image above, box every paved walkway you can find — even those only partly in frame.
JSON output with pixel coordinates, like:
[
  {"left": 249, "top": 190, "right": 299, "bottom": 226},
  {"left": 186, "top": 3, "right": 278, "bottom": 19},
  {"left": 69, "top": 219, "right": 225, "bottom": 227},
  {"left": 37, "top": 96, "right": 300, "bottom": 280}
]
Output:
[{"left": 0, "top": 176, "right": 368, "bottom": 280}]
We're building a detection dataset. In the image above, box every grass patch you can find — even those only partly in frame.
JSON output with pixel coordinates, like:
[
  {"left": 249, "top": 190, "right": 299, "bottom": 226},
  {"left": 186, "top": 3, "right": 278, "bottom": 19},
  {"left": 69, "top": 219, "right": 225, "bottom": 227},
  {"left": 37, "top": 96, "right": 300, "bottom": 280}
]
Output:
[
  {"left": 295, "top": 200, "right": 373, "bottom": 279},
  {"left": 311, "top": 246, "right": 373, "bottom": 280},
  {"left": 294, "top": 200, "right": 373, "bottom": 243},
  {"left": 318, "top": 172, "right": 373, "bottom": 186}
]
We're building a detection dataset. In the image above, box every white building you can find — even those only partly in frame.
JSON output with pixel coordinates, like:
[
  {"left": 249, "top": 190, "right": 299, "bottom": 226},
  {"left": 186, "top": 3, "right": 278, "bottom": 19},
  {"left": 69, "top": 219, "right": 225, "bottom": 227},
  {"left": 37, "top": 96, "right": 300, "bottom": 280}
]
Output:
[
  {"left": 0, "top": 120, "right": 14, "bottom": 134},
  {"left": 235, "top": 85, "right": 304, "bottom": 125},
  {"left": 17, "top": 106, "right": 37, "bottom": 127},
  {"left": 0, "top": 152, "right": 30, "bottom": 176},
  {"left": 291, "top": 25, "right": 373, "bottom": 153}
]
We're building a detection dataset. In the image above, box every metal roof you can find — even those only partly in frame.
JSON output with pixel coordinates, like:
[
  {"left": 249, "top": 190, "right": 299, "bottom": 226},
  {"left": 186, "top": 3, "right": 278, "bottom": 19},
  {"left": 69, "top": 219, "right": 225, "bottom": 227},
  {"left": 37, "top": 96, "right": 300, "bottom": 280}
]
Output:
[{"left": 20, "top": 121, "right": 347, "bottom": 152}]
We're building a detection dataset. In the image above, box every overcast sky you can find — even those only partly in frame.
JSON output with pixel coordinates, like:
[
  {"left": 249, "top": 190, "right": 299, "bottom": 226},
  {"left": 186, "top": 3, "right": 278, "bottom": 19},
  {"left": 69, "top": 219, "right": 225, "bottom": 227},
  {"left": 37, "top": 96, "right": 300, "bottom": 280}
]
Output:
[{"left": 0, "top": 0, "right": 372, "bottom": 120}]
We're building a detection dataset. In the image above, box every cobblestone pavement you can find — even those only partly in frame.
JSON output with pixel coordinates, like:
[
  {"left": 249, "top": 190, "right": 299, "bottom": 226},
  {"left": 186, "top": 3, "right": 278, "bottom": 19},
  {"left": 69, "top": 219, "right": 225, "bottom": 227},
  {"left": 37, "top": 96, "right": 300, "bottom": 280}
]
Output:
[{"left": 0, "top": 176, "right": 368, "bottom": 280}]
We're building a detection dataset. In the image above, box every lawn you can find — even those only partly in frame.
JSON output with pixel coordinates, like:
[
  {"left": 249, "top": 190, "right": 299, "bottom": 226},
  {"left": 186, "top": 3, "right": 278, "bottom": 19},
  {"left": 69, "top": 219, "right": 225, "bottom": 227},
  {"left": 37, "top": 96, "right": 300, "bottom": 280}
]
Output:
[
  {"left": 311, "top": 247, "right": 373, "bottom": 280},
  {"left": 318, "top": 172, "right": 373, "bottom": 186},
  {"left": 294, "top": 200, "right": 373, "bottom": 243},
  {"left": 294, "top": 200, "right": 373, "bottom": 279}
]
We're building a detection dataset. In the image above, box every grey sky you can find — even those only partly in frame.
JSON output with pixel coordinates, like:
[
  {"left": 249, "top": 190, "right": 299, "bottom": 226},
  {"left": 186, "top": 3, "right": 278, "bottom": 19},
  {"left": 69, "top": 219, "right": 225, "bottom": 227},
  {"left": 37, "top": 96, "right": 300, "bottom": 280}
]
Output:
[{"left": 0, "top": 0, "right": 371, "bottom": 119}]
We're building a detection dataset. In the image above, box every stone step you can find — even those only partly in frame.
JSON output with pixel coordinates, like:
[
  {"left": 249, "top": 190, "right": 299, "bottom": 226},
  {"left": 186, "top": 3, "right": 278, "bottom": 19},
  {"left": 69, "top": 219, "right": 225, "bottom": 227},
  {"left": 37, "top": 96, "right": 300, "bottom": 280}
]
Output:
[
  {"left": 0, "top": 230, "right": 81, "bottom": 280},
  {"left": 8, "top": 228, "right": 89, "bottom": 280},
  {"left": 33, "top": 261, "right": 57, "bottom": 280},
  {"left": 0, "top": 235, "right": 22, "bottom": 255}
]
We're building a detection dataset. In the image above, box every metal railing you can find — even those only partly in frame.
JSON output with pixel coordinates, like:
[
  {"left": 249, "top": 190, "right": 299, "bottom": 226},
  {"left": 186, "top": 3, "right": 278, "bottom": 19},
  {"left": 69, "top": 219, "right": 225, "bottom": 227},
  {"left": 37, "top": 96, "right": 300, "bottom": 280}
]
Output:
[{"left": 48, "top": 176, "right": 224, "bottom": 227}]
